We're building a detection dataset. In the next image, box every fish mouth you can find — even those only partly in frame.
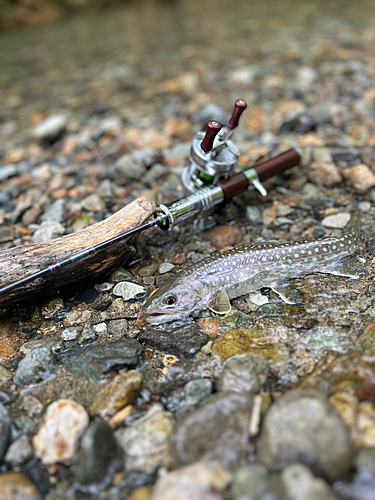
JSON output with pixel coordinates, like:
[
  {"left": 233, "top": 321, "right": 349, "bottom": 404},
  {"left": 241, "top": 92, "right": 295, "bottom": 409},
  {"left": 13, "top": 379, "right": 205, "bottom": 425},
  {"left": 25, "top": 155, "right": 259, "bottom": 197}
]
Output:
[{"left": 140, "top": 308, "right": 191, "bottom": 325}]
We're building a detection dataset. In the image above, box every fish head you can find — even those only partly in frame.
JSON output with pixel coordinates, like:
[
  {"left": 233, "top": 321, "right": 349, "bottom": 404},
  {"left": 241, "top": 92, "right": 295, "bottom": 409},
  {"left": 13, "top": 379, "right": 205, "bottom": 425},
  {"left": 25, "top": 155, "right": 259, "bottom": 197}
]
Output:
[{"left": 141, "top": 281, "right": 198, "bottom": 325}]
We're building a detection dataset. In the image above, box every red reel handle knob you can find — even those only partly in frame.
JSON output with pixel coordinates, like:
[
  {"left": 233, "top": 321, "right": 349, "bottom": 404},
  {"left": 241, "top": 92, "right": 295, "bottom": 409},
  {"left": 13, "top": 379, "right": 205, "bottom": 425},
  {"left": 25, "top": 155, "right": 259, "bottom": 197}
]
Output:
[
  {"left": 200, "top": 120, "right": 222, "bottom": 153},
  {"left": 228, "top": 99, "right": 247, "bottom": 129}
]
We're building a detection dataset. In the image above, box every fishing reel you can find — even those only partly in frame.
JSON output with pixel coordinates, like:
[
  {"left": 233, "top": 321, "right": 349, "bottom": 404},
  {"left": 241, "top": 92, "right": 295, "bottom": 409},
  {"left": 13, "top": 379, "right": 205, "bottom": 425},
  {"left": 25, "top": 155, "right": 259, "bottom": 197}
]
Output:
[{"left": 182, "top": 99, "right": 265, "bottom": 197}]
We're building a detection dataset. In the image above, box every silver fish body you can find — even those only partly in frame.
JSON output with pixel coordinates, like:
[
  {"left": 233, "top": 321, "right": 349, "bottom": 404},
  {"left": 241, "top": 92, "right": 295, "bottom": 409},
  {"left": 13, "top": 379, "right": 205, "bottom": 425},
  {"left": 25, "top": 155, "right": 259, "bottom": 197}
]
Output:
[{"left": 142, "top": 212, "right": 364, "bottom": 324}]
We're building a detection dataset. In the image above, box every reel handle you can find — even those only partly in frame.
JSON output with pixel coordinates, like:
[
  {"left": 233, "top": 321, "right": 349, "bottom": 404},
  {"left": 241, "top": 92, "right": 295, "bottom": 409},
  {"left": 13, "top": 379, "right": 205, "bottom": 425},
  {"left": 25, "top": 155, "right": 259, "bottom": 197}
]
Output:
[
  {"left": 228, "top": 99, "right": 248, "bottom": 129},
  {"left": 200, "top": 120, "right": 222, "bottom": 153},
  {"left": 217, "top": 149, "right": 300, "bottom": 201}
]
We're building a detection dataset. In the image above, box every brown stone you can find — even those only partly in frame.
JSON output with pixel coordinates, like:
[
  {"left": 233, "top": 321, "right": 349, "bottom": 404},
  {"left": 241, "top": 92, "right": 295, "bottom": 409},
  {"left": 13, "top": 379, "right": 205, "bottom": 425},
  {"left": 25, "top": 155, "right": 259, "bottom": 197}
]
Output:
[
  {"left": 0, "top": 472, "right": 42, "bottom": 500},
  {"left": 89, "top": 370, "right": 143, "bottom": 419},
  {"left": 202, "top": 225, "right": 242, "bottom": 251},
  {"left": 198, "top": 317, "right": 220, "bottom": 339},
  {"left": 308, "top": 161, "right": 342, "bottom": 187},
  {"left": 341, "top": 164, "right": 375, "bottom": 192}
]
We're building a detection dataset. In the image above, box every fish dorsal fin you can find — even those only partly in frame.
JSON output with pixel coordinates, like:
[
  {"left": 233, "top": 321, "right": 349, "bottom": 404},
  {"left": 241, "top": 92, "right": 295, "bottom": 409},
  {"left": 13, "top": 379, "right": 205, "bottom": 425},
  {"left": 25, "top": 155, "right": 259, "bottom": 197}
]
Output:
[{"left": 208, "top": 289, "right": 231, "bottom": 314}]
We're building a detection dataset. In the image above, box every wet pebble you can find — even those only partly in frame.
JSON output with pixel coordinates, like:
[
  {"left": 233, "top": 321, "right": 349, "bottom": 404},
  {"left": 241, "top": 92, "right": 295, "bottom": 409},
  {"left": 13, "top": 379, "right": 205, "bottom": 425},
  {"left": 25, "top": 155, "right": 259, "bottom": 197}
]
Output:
[
  {"left": 93, "top": 322, "right": 107, "bottom": 336},
  {"left": 41, "top": 298, "right": 64, "bottom": 319},
  {"left": 138, "top": 322, "right": 210, "bottom": 358},
  {"left": 81, "top": 193, "right": 106, "bottom": 213},
  {"left": 202, "top": 224, "right": 242, "bottom": 251},
  {"left": 280, "top": 114, "right": 316, "bottom": 134},
  {"left": 107, "top": 318, "right": 128, "bottom": 337},
  {"left": 170, "top": 391, "right": 253, "bottom": 470},
  {"left": 245, "top": 206, "right": 263, "bottom": 225},
  {"left": 13, "top": 347, "right": 55, "bottom": 387},
  {"left": 356, "top": 323, "right": 375, "bottom": 356},
  {"left": 217, "top": 354, "right": 269, "bottom": 395},
  {"left": 19, "top": 338, "right": 58, "bottom": 356},
  {"left": 0, "top": 192, "right": 15, "bottom": 212},
  {"left": 116, "top": 403, "right": 174, "bottom": 473},
  {"left": 113, "top": 281, "right": 146, "bottom": 300},
  {"left": 20, "top": 395, "right": 44, "bottom": 417},
  {"left": 341, "top": 164, "right": 375, "bottom": 192},
  {"left": 115, "top": 154, "right": 145, "bottom": 181},
  {"left": 89, "top": 370, "right": 143, "bottom": 419},
  {"left": 0, "top": 365, "right": 12, "bottom": 387},
  {"left": 40, "top": 199, "right": 67, "bottom": 224},
  {"left": 0, "top": 164, "right": 17, "bottom": 182},
  {"left": 279, "top": 463, "right": 335, "bottom": 500},
  {"left": 176, "top": 379, "right": 213, "bottom": 419},
  {"left": 308, "top": 161, "right": 342, "bottom": 187},
  {"left": 0, "top": 402, "right": 11, "bottom": 463},
  {"left": 138, "top": 263, "right": 159, "bottom": 277},
  {"left": 152, "top": 461, "right": 231, "bottom": 500},
  {"left": 33, "top": 399, "right": 89, "bottom": 465},
  {"left": 0, "top": 472, "right": 42, "bottom": 500},
  {"left": 329, "top": 392, "right": 375, "bottom": 448},
  {"left": 231, "top": 464, "right": 270, "bottom": 500},
  {"left": 61, "top": 326, "right": 81, "bottom": 341},
  {"left": 22, "top": 205, "right": 42, "bottom": 226},
  {"left": 78, "top": 325, "right": 96, "bottom": 344},
  {"left": 312, "top": 147, "right": 332, "bottom": 162},
  {"left": 4, "top": 434, "right": 33, "bottom": 467},
  {"left": 32, "top": 220, "right": 65, "bottom": 244},
  {"left": 257, "top": 389, "right": 353, "bottom": 481},
  {"left": 321, "top": 212, "right": 351, "bottom": 229},
  {"left": 94, "top": 282, "right": 114, "bottom": 292},
  {"left": 73, "top": 421, "right": 122, "bottom": 488},
  {"left": 158, "top": 262, "right": 175, "bottom": 274},
  {"left": 144, "top": 163, "right": 169, "bottom": 184},
  {"left": 33, "top": 113, "right": 68, "bottom": 141},
  {"left": 198, "top": 317, "right": 220, "bottom": 339}
]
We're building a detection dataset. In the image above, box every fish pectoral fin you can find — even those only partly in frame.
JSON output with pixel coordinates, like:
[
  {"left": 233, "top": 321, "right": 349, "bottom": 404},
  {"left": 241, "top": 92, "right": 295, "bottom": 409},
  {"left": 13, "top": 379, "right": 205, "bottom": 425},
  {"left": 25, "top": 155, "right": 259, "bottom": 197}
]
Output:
[
  {"left": 270, "top": 280, "right": 303, "bottom": 305},
  {"left": 208, "top": 289, "right": 231, "bottom": 314},
  {"left": 319, "top": 258, "right": 366, "bottom": 279}
]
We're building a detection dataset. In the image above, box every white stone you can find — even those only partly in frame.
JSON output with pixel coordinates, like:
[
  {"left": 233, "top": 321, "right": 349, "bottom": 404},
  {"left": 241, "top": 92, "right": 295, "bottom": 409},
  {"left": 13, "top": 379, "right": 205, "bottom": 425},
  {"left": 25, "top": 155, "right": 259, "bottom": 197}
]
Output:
[
  {"left": 33, "top": 399, "right": 89, "bottom": 465},
  {"left": 321, "top": 213, "right": 351, "bottom": 229},
  {"left": 93, "top": 322, "right": 107, "bottom": 335},
  {"left": 33, "top": 114, "right": 68, "bottom": 141},
  {"left": 158, "top": 262, "right": 175, "bottom": 274},
  {"left": 113, "top": 281, "right": 146, "bottom": 301}
]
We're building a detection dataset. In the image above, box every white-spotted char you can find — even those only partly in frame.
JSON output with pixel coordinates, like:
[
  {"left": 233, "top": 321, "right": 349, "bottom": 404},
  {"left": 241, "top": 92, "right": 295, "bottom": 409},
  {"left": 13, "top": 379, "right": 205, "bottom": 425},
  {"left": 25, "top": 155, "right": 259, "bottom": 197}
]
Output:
[{"left": 141, "top": 211, "right": 364, "bottom": 324}]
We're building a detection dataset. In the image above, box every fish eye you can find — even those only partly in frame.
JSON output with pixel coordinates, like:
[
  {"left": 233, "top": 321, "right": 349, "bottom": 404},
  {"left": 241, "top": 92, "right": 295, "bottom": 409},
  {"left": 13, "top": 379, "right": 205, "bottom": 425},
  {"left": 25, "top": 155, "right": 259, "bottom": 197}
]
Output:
[{"left": 163, "top": 294, "right": 177, "bottom": 306}]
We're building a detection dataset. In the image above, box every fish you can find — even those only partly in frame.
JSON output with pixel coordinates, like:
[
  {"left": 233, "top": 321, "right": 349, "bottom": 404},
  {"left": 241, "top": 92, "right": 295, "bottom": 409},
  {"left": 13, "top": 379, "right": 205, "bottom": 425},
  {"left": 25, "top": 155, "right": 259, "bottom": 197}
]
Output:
[{"left": 140, "top": 211, "right": 365, "bottom": 325}]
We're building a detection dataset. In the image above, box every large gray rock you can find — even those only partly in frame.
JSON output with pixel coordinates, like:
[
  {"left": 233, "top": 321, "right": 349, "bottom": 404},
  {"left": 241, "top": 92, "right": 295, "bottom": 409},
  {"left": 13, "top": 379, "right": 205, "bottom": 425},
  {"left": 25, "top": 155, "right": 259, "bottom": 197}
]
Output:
[
  {"left": 257, "top": 389, "right": 353, "bottom": 481},
  {"left": 170, "top": 391, "right": 253, "bottom": 470},
  {"left": 116, "top": 403, "right": 174, "bottom": 474},
  {"left": 73, "top": 421, "right": 122, "bottom": 488},
  {"left": 13, "top": 347, "right": 55, "bottom": 387},
  {"left": 217, "top": 354, "right": 269, "bottom": 395}
]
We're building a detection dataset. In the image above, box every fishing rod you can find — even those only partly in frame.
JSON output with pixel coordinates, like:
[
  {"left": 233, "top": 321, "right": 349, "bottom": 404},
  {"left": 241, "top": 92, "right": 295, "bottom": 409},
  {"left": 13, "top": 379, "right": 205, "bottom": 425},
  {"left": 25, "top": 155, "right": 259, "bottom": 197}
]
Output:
[{"left": 0, "top": 99, "right": 301, "bottom": 297}]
